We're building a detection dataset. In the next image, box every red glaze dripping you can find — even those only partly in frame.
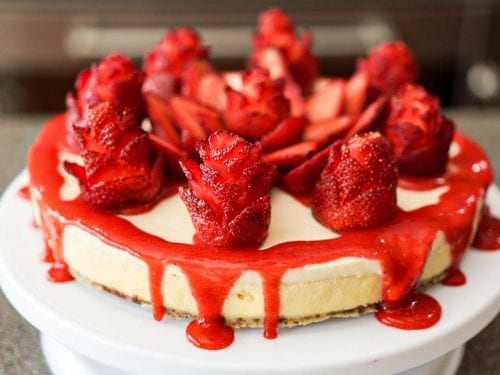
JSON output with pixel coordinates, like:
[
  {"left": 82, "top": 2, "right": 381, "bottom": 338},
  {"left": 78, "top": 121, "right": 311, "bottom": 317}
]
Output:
[
  {"left": 261, "top": 270, "right": 285, "bottom": 339},
  {"left": 18, "top": 185, "right": 31, "bottom": 200},
  {"left": 41, "top": 243, "right": 55, "bottom": 263},
  {"left": 442, "top": 267, "right": 466, "bottom": 286},
  {"left": 375, "top": 292, "right": 442, "bottom": 330},
  {"left": 47, "top": 262, "right": 73, "bottom": 283},
  {"left": 147, "top": 260, "right": 167, "bottom": 321},
  {"left": 27, "top": 115, "right": 494, "bottom": 349},
  {"left": 186, "top": 317, "right": 235, "bottom": 350},
  {"left": 472, "top": 206, "right": 500, "bottom": 250}
]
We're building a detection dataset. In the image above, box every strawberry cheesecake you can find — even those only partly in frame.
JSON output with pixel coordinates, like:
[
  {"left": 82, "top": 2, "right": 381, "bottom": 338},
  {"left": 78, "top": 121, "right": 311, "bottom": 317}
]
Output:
[{"left": 26, "top": 8, "right": 498, "bottom": 350}]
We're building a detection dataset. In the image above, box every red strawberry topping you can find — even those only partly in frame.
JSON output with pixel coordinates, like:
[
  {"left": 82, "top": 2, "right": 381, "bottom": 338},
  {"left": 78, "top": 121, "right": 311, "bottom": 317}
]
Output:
[
  {"left": 223, "top": 69, "right": 291, "bottom": 141},
  {"left": 305, "top": 79, "right": 345, "bottom": 123},
  {"left": 357, "top": 42, "right": 419, "bottom": 98},
  {"left": 64, "top": 102, "right": 163, "bottom": 210},
  {"left": 142, "top": 27, "right": 212, "bottom": 108},
  {"left": 179, "top": 131, "right": 277, "bottom": 247},
  {"left": 282, "top": 144, "right": 332, "bottom": 195},
  {"left": 250, "top": 8, "right": 318, "bottom": 93},
  {"left": 169, "top": 96, "right": 223, "bottom": 155},
  {"left": 143, "top": 28, "right": 208, "bottom": 83},
  {"left": 66, "top": 53, "right": 145, "bottom": 143},
  {"left": 383, "top": 84, "right": 455, "bottom": 176},
  {"left": 312, "top": 132, "right": 398, "bottom": 231}
]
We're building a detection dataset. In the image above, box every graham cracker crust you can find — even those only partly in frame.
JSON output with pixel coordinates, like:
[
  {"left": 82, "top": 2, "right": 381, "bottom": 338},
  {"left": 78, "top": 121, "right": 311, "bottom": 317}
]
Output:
[{"left": 70, "top": 267, "right": 448, "bottom": 329}]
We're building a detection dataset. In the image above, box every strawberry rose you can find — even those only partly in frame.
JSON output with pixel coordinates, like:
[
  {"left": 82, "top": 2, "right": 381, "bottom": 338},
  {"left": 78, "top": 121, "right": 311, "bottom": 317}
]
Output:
[
  {"left": 356, "top": 42, "right": 419, "bottom": 99},
  {"left": 179, "top": 131, "right": 277, "bottom": 247},
  {"left": 250, "top": 8, "right": 318, "bottom": 93},
  {"left": 64, "top": 102, "right": 163, "bottom": 210},
  {"left": 312, "top": 132, "right": 398, "bottom": 231},
  {"left": 383, "top": 84, "right": 455, "bottom": 176},
  {"left": 66, "top": 53, "right": 145, "bottom": 137},
  {"left": 142, "top": 28, "right": 208, "bottom": 100}
]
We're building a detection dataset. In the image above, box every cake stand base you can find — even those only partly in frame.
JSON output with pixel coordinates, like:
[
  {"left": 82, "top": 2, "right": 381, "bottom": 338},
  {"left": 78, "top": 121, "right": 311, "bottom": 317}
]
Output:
[{"left": 40, "top": 333, "right": 464, "bottom": 375}]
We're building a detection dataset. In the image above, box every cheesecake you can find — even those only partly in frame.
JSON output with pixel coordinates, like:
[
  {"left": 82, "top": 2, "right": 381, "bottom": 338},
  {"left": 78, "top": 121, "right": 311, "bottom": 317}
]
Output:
[{"left": 26, "top": 7, "right": 495, "bottom": 350}]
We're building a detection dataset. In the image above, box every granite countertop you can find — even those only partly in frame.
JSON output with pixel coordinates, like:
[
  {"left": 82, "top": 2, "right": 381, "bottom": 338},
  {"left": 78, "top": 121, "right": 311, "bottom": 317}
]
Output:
[{"left": 0, "top": 109, "right": 498, "bottom": 375}]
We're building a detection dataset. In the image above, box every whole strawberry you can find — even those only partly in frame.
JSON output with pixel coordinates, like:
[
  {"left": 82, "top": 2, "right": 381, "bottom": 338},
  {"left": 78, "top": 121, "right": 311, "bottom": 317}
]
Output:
[
  {"left": 356, "top": 42, "right": 419, "bottom": 99},
  {"left": 64, "top": 102, "right": 163, "bottom": 210},
  {"left": 223, "top": 69, "right": 292, "bottom": 141},
  {"left": 179, "top": 131, "right": 277, "bottom": 247},
  {"left": 312, "top": 132, "right": 398, "bottom": 231},
  {"left": 384, "top": 84, "right": 455, "bottom": 176},
  {"left": 66, "top": 53, "right": 145, "bottom": 135},
  {"left": 250, "top": 8, "right": 318, "bottom": 93}
]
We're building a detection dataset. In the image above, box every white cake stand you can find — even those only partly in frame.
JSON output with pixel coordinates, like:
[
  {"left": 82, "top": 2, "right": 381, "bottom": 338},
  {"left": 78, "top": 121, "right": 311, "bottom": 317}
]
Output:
[{"left": 0, "top": 171, "right": 499, "bottom": 375}]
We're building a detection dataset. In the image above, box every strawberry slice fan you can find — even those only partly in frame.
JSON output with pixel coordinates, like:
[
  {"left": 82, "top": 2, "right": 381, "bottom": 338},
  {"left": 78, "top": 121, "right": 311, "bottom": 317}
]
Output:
[{"left": 3, "top": 6, "right": 499, "bottom": 375}]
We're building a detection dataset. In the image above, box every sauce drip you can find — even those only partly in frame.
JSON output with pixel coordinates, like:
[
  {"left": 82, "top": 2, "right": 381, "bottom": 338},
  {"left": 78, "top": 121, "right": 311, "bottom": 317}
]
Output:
[
  {"left": 27, "top": 115, "right": 494, "bottom": 349},
  {"left": 47, "top": 262, "right": 73, "bottom": 283},
  {"left": 18, "top": 185, "right": 31, "bottom": 200},
  {"left": 186, "top": 317, "right": 234, "bottom": 350},
  {"left": 41, "top": 243, "right": 55, "bottom": 263},
  {"left": 147, "top": 260, "right": 167, "bottom": 321},
  {"left": 375, "top": 292, "right": 442, "bottom": 330},
  {"left": 472, "top": 206, "right": 500, "bottom": 250},
  {"left": 442, "top": 267, "right": 466, "bottom": 286}
]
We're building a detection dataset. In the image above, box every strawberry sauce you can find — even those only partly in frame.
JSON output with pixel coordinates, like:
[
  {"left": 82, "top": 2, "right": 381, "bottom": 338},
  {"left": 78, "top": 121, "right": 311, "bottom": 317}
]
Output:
[
  {"left": 18, "top": 185, "right": 31, "bottom": 200},
  {"left": 27, "top": 115, "right": 494, "bottom": 350},
  {"left": 375, "top": 293, "right": 442, "bottom": 330},
  {"left": 442, "top": 267, "right": 466, "bottom": 286},
  {"left": 472, "top": 206, "right": 500, "bottom": 250},
  {"left": 186, "top": 317, "right": 234, "bottom": 350}
]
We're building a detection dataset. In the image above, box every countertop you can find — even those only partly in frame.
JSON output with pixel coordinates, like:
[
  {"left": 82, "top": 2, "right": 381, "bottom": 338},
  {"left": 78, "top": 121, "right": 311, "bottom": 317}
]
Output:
[{"left": 0, "top": 109, "right": 498, "bottom": 375}]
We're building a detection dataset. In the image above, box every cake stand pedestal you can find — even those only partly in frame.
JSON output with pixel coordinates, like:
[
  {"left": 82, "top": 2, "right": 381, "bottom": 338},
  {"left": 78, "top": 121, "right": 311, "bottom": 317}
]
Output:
[
  {"left": 40, "top": 333, "right": 465, "bottom": 375},
  {"left": 1, "top": 172, "right": 499, "bottom": 375}
]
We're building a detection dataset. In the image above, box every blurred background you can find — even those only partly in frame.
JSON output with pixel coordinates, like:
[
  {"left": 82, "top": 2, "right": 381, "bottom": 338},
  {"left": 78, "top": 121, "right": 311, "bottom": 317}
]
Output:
[{"left": 0, "top": 0, "right": 499, "bottom": 113}]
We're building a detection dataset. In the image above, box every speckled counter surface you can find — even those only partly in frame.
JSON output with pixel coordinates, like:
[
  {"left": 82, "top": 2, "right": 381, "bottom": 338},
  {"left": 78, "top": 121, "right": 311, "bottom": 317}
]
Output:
[{"left": 0, "top": 109, "right": 498, "bottom": 375}]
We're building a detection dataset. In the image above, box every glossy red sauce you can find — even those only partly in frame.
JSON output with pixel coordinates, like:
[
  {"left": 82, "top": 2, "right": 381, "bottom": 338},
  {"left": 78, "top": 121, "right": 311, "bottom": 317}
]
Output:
[
  {"left": 18, "top": 185, "right": 31, "bottom": 200},
  {"left": 375, "top": 292, "right": 442, "bottom": 330},
  {"left": 441, "top": 267, "right": 466, "bottom": 286},
  {"left": 186, "top": 317, "right": 234, "bottom": 350},
  {"left": 27, "top": 115, "right": 494, "bottom": 349},
  {"left": 472, "top": 206, "right": 500, "bottom": 250},
  {"left": 41, "top": 243, "right": 55, "bottom": 263}
]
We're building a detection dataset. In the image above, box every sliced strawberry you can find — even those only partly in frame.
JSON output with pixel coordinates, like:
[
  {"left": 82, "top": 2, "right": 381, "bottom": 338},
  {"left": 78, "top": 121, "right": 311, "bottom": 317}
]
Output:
[
  {"left": 196, "top": 73, "right": 227, "bottom": 111},
  {"left": 282, "top": 143, "right": 335, "bottom": 195},
  {"left": 343, "top": 96, "right": 388, "bottom": 140},
  {"left": 250, "top": 9, "right": 318, "bottom": 92},
  {"left": 258, "top": 116, "right": 305, "bottom": 152},
  {"left": 304, "top": 115, "right": 353, "bottom": 147},
  {"left": 149, "top": 133, "right": 187, "bottom": 176},
  {"left": 312, "top": 132, "right": 398, "bottom": 231},
  {"left": 144, "top": 93, "right": 181, "bottom": 147},
  {"left": 357, "top": 41, "right": 419, "bottom": 98},
  {"left": 305, "top": 79, "right": 345, "bottom": 122},
  {"left": 250, "top": 47, "right": 288, "bottom": 80},
  {"left": 263, "top": 140, "right": 318, "bottom": 172},
  {"left": 344, "top": 70, "right": 368, "bottom": 115},
  {"left": 181, "top": 60, "right": 226, "bottom": 111},
  {"left": 66, "top": 53, "right": 144, "bottom": 148},
  {"left": 180, "top": 128, "right": 200, "bottom": 159},
  {"left": 170, "top": 96, "right": 223, "bottom": 142},
  {"left": 383, "top": 84, "right": 455, "bottom": 176},
  {"left": 181, "top": 60, "right": 214, "bottom": 98},
  {"left": 179, "top": 130, "right": 276, "bottom": 247},
  {"left": 223, "top": 69, "right": 290, "bottom": 141},
  {"left": 65, "top": 102, "right": 164, "bottom": 210},
  {"left": 284, "top": 78, "right": 305, "bottom": 117},
  {"left": 142, "top": 73, "right": 179, "bottom": 101}
]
